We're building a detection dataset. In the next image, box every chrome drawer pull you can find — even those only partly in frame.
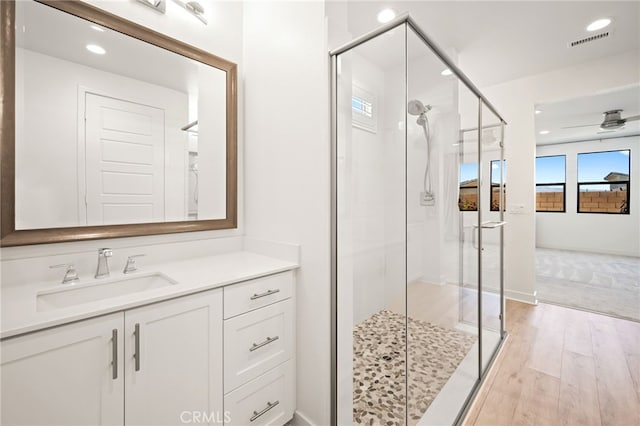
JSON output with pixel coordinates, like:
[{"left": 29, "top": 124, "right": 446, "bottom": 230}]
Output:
[
  {"left": 250, "top": 289, "right": 280, "bottom": 300},
  {"left": 112, "top": 329, "right": 118, "bottom": 380},
  {"left": 249, "top": 336, "right": 279, "bottom": 352},
  {"left": 249, "top": 400, "right": 280, "bottom": 422}
]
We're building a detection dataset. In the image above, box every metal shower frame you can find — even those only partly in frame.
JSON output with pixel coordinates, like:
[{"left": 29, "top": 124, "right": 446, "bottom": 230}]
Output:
[{"left": 329, "top": 13, "right": 508, "bottom": 426}]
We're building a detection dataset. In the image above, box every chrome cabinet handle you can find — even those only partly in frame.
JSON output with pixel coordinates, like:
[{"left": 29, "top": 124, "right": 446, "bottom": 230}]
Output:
[
  {"left": 249, "top": 336, "right": 279, "bottom": 352},
  {"left": 250, "top": 289, "right": 280, "bottom": 300},
  {"left": 112, "top": 329, "right": 118, "bottom": 380},
  {"left": 249, "top": 400, "right": 280, "bottom": 422},
  {"left": 134, "top": 323, "right": 141, "bottom": 372}
]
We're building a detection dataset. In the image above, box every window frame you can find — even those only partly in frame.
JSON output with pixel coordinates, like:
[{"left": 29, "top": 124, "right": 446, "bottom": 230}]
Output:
[
  {"left": 458, "top": 163, "right": 478, "bottom": 212},
  {"left": 576, "top": 149, "right": 631, "bottom": 215},
  {"left": 535, "top": 155, "right": 567, "bottom": 213},
  {"left": 489, "top": 159, "right": 506, "bottom": 212}
]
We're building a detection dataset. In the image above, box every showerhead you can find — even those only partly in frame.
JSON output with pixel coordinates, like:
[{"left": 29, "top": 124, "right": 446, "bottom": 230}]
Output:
[{"left": 408, "top": 99, "right": 431, "bottom": 116}]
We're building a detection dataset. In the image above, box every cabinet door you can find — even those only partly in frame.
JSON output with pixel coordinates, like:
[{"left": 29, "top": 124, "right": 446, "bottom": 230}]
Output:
[
  {"left": 124, "top": 289, "right": 223, "bottom": 426},
  {"left": 1, "top": 313, "right": 124, "bottom": 426}
]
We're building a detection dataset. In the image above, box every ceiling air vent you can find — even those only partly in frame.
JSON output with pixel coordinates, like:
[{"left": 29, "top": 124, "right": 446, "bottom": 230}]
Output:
[{"left": 568, "top": 31, "right": 611, "bottom": 48}]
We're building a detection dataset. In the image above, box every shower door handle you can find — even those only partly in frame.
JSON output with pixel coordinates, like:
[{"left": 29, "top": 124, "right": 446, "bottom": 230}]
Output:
[{"left": 480, "top": 221, "right": 507, "bottom": 229}]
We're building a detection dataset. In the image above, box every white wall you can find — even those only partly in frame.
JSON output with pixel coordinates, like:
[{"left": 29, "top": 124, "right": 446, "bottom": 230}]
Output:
[
  {"left": 15, "top": 48, "right": 189, "bottom": 229},
  {"left": 536, "top": 137, "right": 639, "bottom": 256},
  {"left": 460, "top": 49, "right": 640, "bottom": 303},
  {"left": 242, "top": 2, "right": 330, "bottom": 425}
]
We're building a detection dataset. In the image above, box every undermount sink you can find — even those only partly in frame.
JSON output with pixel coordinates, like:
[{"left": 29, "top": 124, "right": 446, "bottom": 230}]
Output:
[{"left": 37, "top": 272, "right": 178, "bottom": 312}]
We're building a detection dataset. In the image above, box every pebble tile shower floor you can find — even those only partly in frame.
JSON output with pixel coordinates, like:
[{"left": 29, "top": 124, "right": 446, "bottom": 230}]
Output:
[{"left": 353, "top": 310, "right": 476, "bottom": 425}]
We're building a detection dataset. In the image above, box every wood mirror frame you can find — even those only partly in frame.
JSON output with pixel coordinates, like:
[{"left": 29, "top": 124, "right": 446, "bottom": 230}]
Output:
[{"left": 0, "top": 0, "right": 237, "bottom": 247}]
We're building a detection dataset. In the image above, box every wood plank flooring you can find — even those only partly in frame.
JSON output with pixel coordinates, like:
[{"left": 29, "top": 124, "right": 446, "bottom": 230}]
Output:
[{"left": 464, "top": 300, "right": 640, "bottom": 426}]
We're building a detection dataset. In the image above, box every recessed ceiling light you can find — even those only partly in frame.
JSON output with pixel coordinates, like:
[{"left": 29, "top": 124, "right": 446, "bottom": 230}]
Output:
[
  {"left": 587, "top": 18, "right": 611, "bottom": 32},
  {"left": 86, "top": 44, "right": 106, "bottom": 55},
  {"left": 377, "top": 8, "right": 396, "bottom": 24},
  {"left": 535, "top": 109, "right": 542, "bottom": 115},
  {"left": 90, "top": 25, "right": 105, "bottom": 32},
  {"left": 539, "top": 130, "right": 550, "bottom": 135},
  {"left": 441, "top": 68, "right": 453, "bottom": 76}
]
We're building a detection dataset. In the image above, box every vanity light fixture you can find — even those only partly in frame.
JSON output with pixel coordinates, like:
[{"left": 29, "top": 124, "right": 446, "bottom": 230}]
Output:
[
  {"left": 173, "top": 0, "right": 208, "bottom": 25},
  {"left": 136, "top": 0, "right": 167, "bottom": 13},
  {"left": 86, "top": 44, "right": 106, "bottom": 55},
  {"left": 377, "top": 8, "right": 396, "bottom": 24},
  {"left": 586, "top": 18, "right": 611, "bottom": 32},
  {"left": 441, "top": 68, "right": 453, "bottom": 76}
]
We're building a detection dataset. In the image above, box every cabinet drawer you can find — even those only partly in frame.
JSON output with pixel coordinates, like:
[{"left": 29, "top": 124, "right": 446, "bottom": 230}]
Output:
[
  {"left": 224, "top": 272, "right": 293, "bottom": 319},
  {"left": 224, "top": 361, "right": 294, "bottom": 426},
  {"left": 224, "top": 299, "right": 293, "bottom": 392}
]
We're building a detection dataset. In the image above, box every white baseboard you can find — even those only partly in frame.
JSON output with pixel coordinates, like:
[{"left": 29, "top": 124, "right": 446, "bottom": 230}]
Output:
[
  {"left": 463, "top": 284, "right": 538, "bottom": 306},
  {"left": 536, "top": 243, "right": 639, "bottom": 258},
  {"left": 505, "top": 289, "right": 537, "bottom": 305},
  {"left": 292, "top": 410, "right": 314, "bottom": 426}
]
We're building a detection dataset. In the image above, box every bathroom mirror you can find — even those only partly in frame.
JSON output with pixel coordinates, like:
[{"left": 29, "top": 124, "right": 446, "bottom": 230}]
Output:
[{"left": 1, "top": 0, "right": 237, "bottom": 246}]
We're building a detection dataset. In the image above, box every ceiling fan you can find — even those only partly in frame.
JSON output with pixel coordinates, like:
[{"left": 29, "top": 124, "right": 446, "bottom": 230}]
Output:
[{"left": 562, "top": 109, "right": 640, "bottom": 132}]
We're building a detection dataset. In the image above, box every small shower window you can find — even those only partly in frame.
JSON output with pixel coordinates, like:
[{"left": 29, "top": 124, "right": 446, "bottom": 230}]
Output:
[
  {"left": 352, "top": 96, "right": 372, "bottom": 118},
  {"left": 351, "top": 84, "right": 377, "bottom": 133}
]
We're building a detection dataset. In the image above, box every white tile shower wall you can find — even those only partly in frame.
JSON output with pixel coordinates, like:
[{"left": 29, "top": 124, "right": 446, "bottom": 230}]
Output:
[
  {"left": 459, "top": 48, "right": 640, "bottom": 303},
  {"left": 2, "top": 0, "right": 244, "bottom": 268},
  {"left": 350, "top": 53, "right": 387, "bottom": 325},
  {"left": 242, "top": 2, "right": 330, "bottom": 425}
]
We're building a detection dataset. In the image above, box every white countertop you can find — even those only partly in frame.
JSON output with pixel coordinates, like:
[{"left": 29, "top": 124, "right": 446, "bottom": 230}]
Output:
[{"left": 1, "top": 251, "right": 298, "bottom": 339}]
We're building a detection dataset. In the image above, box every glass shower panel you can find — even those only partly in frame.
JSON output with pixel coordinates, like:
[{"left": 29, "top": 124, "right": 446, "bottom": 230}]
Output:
[
  {"left": 335, "top": 24, "right": 408, "bottom": 425},
  {"left": 405, "top": 26, "right": 482, "bottom": 425},
  {"left": 479, "top": 101, "right": 505, "bottom": 372}
]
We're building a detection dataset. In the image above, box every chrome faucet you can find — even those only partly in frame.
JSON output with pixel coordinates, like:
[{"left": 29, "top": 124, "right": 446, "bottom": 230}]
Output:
[
  {"left": 95, "top": 248, "right": 113, "bottom": 279},
  {"left": 123, "top": 254, "right": 146, "bottom": 274},
  {"left": 50, "top": 263, "right": 80, "bottom": 284}
]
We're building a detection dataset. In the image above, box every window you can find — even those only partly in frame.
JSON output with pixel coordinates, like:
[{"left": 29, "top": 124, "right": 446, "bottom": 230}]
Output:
[
  {"left": 490, "top": 160, "right": 506, "bottom": 211},
  {"left": 536, "top": 155, "right": 566, "bottom": 212},
  {"left": 459, "top": 163, "right": 478, "bottom": 211},
  {"left": 577, "top": 150, "right": 630, "bottom": 214},
  {"left": 351, "top": 84, "right": 377, "bottom": 133}
]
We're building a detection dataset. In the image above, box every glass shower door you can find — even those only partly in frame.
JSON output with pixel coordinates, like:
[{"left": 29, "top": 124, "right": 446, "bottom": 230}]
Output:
[
  {"left": 479, "top": 102, "right": 505, "bottom": 372},
  {"left": 334, "top": 24, "right": 408, "bottom": 425}
]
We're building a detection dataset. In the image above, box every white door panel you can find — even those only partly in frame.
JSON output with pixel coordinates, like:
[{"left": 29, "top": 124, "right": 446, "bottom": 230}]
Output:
[{"left": 85, "top": 93, "right": 165, "bottom": 225}]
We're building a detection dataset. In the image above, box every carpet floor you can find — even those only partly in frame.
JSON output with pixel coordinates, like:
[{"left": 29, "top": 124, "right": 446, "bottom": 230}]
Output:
[
  {"left": 536, "top": 248, "right": 640, "bottom": 321},
  {"left": 353, "top": 310, "right": 476, "bottom": 425}
]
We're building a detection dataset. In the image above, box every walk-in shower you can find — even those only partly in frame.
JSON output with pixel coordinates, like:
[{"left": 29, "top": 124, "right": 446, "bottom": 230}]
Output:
[{"left": 330, "top": 14, "right": 507, "bottom": 426}]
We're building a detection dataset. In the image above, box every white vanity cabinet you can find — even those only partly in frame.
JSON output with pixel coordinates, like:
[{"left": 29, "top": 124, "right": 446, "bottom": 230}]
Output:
[
  {"left": 1, "top": 289, "right": 223, "bottom": 426},
  {"left": 223, "top": 271, "right": 295, "bottom": 426},
  {"left": 124, "top": 289, "right": 223, "bottom": 426},
  {"left": 1, "top": 268, "right": 296, "bottom": 426},
  {"left": 0, "top": 313, "right": 125, "bottom": 426}
]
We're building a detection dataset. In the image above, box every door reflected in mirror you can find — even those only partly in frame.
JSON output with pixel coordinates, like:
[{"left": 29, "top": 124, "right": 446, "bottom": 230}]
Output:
[{"left": 14, "top": 0, "right": 228, "bottom": 230}]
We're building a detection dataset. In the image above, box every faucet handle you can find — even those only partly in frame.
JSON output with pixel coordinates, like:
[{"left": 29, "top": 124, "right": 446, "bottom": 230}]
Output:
[
  {"left": 50, "top": 263, "right": 80, "bottom": 284},
  {"left": 99, "top": 248, "right": 113, "bottom": 257},
  {"left": 123, "top": 254, "right": 146, "bottom": 274}
]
